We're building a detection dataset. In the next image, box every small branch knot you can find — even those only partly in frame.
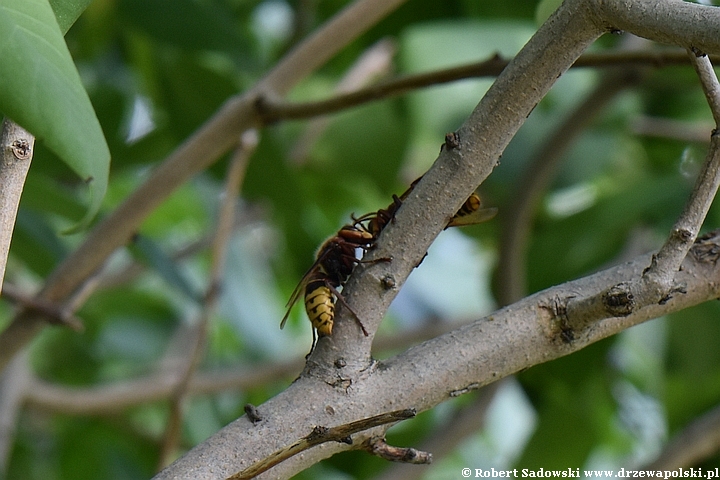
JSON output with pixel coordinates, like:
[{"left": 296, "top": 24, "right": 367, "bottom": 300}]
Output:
[
  {"left": 10, "top": 139, "right": 31, "bottom": 160},
  {"left": 539, "top": 295, "right": 576, "bottom": 344},
  {"left": 443, "top": 131, "right": 460, "bottom": 150},
  {"left": 675, "top": 228, "right": 693, "bottom": 243},
  {"left": 243, "top": 403, "right": 263, "bottom": 424},
  {"left": 381, "top": 274, "right": 396, "bottom": 290},
  {"left": 307, "top": 425, "right": 330, "bottom": 442},
  {"left": 603, "top": 283, "right": 635, "bottom": 317}
]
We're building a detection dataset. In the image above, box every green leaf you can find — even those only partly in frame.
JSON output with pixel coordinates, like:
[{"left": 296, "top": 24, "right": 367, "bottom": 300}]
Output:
[
  {"left": 0, "top": 0, "right": 109, "bottom": 231},
  {"left": 49, "top": 0, "right": 92, "bottom": 34}
]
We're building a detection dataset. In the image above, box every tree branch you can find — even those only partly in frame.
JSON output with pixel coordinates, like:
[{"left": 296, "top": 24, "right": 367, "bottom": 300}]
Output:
[
  {"left": 310, "top": 0, "right": 605, "bottom": 368},
  {"left": 155, "top": 231, "right": 720, "bottom": 479},
  {"left": 632, "top": 116, "right": 713, "bottom": 144},
  {"left": 155, "top": 1, "right": 720, "bottom": 477},
  {"left": 596, "top": 0, "right": 720, "bottom": 52},
  {"left": 23, "top": 358, "right": 303, "bottom": 416},
  {"left": 0, "top": 119, "right": 34, "bottom": 292},
  {"left": 690, "top": 49, "right": 720, "bottom": 126}
]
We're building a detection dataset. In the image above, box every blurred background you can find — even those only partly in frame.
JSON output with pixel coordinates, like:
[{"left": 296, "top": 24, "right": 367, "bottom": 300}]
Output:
[{"left": 3, "top": 0, "right": 720, "bottom": 478}]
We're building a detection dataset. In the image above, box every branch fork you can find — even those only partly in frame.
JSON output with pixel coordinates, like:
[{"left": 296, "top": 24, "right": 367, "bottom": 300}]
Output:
[{"left": 561, "top": 51, "right": 720, "bottom": 342}]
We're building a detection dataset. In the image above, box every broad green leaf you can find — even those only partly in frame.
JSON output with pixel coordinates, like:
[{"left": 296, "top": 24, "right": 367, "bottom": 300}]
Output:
[
  {"left": 49, "top": 0, "right": 92, "bottom": 34},
  {"left": 0, "top": 0, "right": 109, "bottom": 231}
]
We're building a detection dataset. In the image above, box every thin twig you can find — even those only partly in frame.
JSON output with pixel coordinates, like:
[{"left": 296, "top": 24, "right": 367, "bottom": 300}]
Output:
[
  {"left": 227, "top": 409, "right": 416, "bottom": 479},
  {"left": 374, "top": 381, "right": 503, "bottom": 480},
  {"left": 0, "top": 283, "right": 83, "bottom": 331},
  {"left": 93, "top": 204, "right": 264, "bottom": 291},
  {"left": 692, "top": 51, "right": 720, "bottom": 126},
  {"left": 211, "top": 130, "right": 258, "bottom": 277},
  {"left": 157, "top": 131, "right": 258, "bottom": 469},
  {"left": 257, "top": 50, "right": 720, "bottom": 124},
  {"left": 362, "top": 437, "right": 432, "bottom": 464}
]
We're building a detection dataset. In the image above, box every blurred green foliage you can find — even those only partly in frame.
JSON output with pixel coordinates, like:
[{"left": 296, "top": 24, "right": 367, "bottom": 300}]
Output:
[{"left": 2, "top": 0, "right": 720, "bottom": 478}]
